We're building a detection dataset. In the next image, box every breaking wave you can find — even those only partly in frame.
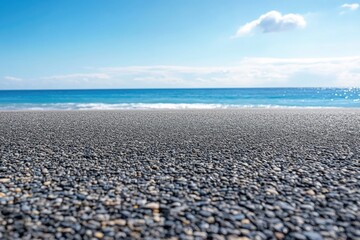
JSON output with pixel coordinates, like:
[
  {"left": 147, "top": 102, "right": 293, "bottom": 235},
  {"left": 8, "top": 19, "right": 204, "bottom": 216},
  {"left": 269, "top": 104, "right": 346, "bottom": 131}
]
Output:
[{"left": 0, "top": 103, "right": 342, "bottom": 110}]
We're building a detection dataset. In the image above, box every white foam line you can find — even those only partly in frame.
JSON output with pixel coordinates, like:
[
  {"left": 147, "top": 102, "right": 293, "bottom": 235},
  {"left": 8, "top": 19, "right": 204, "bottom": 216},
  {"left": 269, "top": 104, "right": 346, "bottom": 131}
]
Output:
[{"left": 0, "top": 103, "right": 346, "bottom": 110}]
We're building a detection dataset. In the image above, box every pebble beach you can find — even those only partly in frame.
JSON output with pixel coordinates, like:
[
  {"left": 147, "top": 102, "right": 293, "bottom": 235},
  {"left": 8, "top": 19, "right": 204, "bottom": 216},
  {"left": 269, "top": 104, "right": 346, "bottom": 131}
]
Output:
[{"left": 0, "top": 109, "right": 359, "bottom": 239}]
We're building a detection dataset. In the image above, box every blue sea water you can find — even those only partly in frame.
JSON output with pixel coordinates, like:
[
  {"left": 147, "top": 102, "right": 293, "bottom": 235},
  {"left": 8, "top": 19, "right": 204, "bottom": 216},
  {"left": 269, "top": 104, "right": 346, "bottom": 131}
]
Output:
[{"left": 0, "top": 88, "right": 359, "bottom": 110}]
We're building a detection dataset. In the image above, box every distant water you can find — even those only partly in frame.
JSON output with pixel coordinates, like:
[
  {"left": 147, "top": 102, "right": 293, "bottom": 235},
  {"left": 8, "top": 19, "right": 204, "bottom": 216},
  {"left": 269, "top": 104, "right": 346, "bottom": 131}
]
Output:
[{"left": 0, "top": 88, "right": 359, "bottom": 110}]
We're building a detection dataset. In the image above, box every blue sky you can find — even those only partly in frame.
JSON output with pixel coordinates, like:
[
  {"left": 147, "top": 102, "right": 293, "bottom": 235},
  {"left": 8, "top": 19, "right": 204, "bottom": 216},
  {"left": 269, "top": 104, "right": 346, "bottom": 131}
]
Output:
[{"left": 1, "top": 0, "right": 360, "bottom": 89}]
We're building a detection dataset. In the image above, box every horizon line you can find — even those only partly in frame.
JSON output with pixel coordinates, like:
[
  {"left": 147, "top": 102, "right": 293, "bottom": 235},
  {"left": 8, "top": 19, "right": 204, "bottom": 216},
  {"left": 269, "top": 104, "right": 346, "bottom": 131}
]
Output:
[{"left": 1, "top": 86, "right": 359, "bottom": 91}]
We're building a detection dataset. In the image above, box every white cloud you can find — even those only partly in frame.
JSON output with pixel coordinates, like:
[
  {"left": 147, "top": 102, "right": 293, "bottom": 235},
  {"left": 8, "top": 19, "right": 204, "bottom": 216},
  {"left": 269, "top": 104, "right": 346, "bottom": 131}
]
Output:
[
  {"left": 234, "top": 11, "right": 307, "bottom": 37},
  {"left": 341, "top": 3, "right": 359, "bottom": 11},
  {"left": 3, "top": 57, "right": 360, "bottom": 89},
  {"left": 4, "top": 76, "right": 22, "bottom": 81},
  {"left": 43, "top": 73, "right": 110, "bottom": 80},
  {"left": 97, "top": 57, "right": 360, "bottom": 88}
]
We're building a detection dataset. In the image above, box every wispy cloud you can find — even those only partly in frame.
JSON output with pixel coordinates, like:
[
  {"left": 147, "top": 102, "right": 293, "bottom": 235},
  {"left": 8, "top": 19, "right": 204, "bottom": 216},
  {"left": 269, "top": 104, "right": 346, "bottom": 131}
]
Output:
[
  {"left": 3, "top": 76, "right": 23, "bottom": 81},
  {"left": 42, "top": 73, "right": 111, "bottom": 80},
  {"left": 97, "top": 57, "right": 360, "bottom": 88},
  {"left": 234, "top": 11, "right": 306, "bottom": 37},
  {"left": 3, "top": 57, "right": 360, "bottom": 89},
  {"left": 340, "top": 3, "right": 359, "bottom": 14},
  {"left": 341, "top": 3, "right": 359, "bottom": 10}
]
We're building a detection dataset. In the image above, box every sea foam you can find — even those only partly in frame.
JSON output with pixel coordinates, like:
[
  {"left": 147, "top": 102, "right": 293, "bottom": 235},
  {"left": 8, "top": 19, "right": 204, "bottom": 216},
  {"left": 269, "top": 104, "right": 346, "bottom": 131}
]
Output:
[{"left": 0, "top": 103, "right": 341, "bottom": 110}]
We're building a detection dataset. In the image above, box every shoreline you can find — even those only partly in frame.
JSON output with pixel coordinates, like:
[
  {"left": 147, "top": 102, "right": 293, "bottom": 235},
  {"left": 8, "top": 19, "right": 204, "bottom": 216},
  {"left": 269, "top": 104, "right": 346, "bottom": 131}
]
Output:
[{"left": 1, "top": 106, "right": 360, "bottom": 112}]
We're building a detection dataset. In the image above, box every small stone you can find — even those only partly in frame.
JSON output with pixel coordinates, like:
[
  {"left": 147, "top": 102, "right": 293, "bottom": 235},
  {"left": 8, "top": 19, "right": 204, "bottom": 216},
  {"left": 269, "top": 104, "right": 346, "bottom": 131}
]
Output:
[
  {"left": 113, "top": 219, "right": 126, "bottom": 226},
  {"left": 276, "top": 201, "right": 295, "bottom": 211},
  {"left": 184, "top": 227, "right": 193, "bottom": 236},
  {"left": 32, "top": 210, "right": 40, "bottom": 215},
  {"left": 275, "top": 232, "right": 284, "bottom": 239},
  {"left": 266, "top": 188, "right": 279, "bottom": 195},
  {"left": 207, "top": 216, "right": 215, "bottom": 223},
  {"left": 0, "top": 192, "right": 6, "bottom": 198},
  {"left": 273, "top": 222, "right": 286, "bottom": 233},
  {"left": 199, "top": 210, "right": 212, "bottom": 217},
  {"left": 291, "top": 216, "right": 304, "bottom": 225},
  {"left": 265, "top": 210, "right": 275, "bottom": 218},
  {"left": 240, "top": 229, "right": 250, "bottom": 235},
  {"left": 233, "top": 214, "right": 246, "bottom": 221},
  {"left": 321, "top": 188, "right": 329, "bottom": 193},
  {"left": 44, "top": 181, "right": 51, "bottom": 186},
  {"left": 94, "top": 232, "right": 104, "bottom": 239},
  {"left": 305, "top": 189, "right": 316, "bottom": 196},
  {"left": 153, "top": 214, "right": 161, "bottom": 222},
  {"left": 228, "top": 237, "right": 250, "bottom": 240},
  {"left": 136, "top": 199, "right": 147, "bottom": 205},
  {"left": 83, "top": 230, "right": 91, "bottom": 237},
  {"left": 57, "top": 227, "right": 73, "bottom": 233},
  {"left": 212, "top": 234, "right": 225, "bottom": 240},
  {"left": 21, "top": 205, "right": 31, "bottom": 211},
  {"left": 290, "top": 232, "right": 307, "bottom": 240},
  {"left": 303, "top": 231, "right": 323, "bottom": 240},
  {"left": 300, "top": 204, "right": 314, "bottom": 211},
  {"left": 127, "top": 219, "right": 145, "bottom": 230},
  {"left": 241, "top": 219, "right": 250, "bottom": 224},
  {"left": 317, "top": 194, "right": 326, "bottom": 199},
  {"left": 0, "top": 178, "right": 10, "bottom": 183},
  {"left": 314, "top": 218, "right": 327, "bottom": 225},
  {"left": 48, "top": 194, "right": 57, "bottom": 199},
  {"left": 145, "top": 202, "right": 160, "bottom": 210},
  {"left": 193, "top": 231, "right": 207, "bottom": 238},
  {"left": 182, "top": 219, "right": 190, "bottom": 225}
]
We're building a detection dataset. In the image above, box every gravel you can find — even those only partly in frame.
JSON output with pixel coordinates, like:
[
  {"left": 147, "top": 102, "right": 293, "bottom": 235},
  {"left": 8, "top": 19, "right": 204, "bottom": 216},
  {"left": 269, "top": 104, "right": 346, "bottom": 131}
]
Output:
[{"left": 0, "top": 109, "right": 359, "bottom": 239}]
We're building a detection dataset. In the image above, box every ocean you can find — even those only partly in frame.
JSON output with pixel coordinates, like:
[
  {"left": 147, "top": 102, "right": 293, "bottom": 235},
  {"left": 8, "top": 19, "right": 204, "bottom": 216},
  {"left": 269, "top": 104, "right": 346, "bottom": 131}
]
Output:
[{"left": 0, "top": 88, "right": 359, "bottom": 110}]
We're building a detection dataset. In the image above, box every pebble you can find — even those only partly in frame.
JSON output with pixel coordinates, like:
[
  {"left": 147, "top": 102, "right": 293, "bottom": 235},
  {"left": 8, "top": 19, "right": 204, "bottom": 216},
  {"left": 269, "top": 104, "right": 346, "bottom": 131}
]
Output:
[
  {"left": 290, "top": 232, "right": 307, "bottom": 240},
  {"left": 228, "top": 237, "right": 250, "bottom": 240},
  {"left": 305, "top": 189, "right": 316, "bottom": 196},
  {"left": 241, "top": 219, "right": 250, "bottom": 224},
  {"left": 145, "top": 202, "right": 160, "bottom": 210},
  {"left": 276, "top": 201, "right": 295, "bottom": 211},
  {"left": 44, "top": 181, "right": 51, "bottom": 186},
  {"left": 206, "top": 216, "right": 215, "bottom": 224},
  {"left": 193, "top": 231, "right": 207, "bottom": 238},
  {"left": 113, "top": 219, "right": 126, "bottom": 226},
  {"left": 303, "top": 231, "right": 323, "bottom": 240},
  {"left": 94, "top": 232, "right": 104, "bottom": 239},
  {"left": 275, "top": 232, "right": 284, "bottom": 239},
  {"left": 0, "top": 178, "right": 10, "bottom": 183},
  {"left": 266, "top": 188, "right": 279, "bottom": 195}
]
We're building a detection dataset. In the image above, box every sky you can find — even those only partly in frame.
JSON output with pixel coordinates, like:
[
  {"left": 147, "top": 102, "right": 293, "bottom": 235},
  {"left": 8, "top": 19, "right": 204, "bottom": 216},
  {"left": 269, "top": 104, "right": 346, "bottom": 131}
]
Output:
[{"left": 0, "top": 0, "right": 360, "bottom": 89}]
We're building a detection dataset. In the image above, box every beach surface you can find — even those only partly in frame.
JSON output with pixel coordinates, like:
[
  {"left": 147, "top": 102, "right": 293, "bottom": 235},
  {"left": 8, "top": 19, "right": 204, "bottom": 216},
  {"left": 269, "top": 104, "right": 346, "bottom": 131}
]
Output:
[{"left": 0, "top": 109, "right": 359, "bottom": 239}]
